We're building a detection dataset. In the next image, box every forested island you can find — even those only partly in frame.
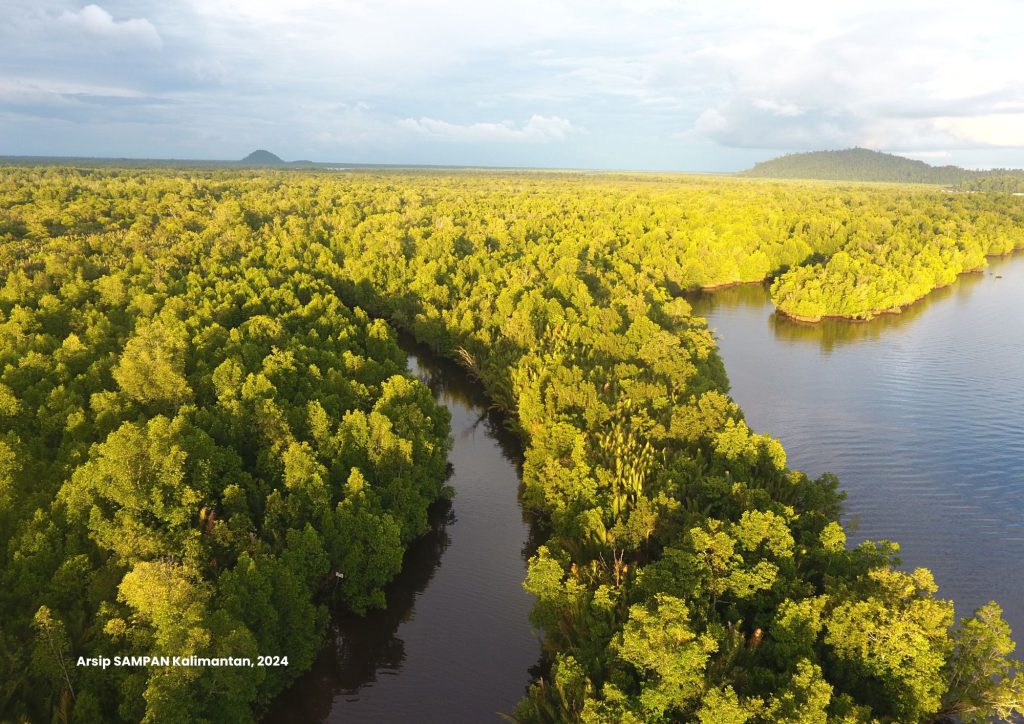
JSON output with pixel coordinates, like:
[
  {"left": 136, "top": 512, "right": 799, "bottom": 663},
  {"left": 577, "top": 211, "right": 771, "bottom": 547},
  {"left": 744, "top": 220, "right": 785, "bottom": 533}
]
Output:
[
  {"left": 741, "top": 151, "right": 1024, "bottom": 320},
  {"left": 766, "top": 189, "right": 1024, "bottom": 321},
  {"left": 1, "top": 166, "right": 1022, "bottom": 723}
]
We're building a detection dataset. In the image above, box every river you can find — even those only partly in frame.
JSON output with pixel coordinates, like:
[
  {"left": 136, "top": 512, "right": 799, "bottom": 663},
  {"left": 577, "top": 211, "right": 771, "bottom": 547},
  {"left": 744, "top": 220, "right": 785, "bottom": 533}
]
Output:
[
  {"left": 266, "top": 253, "right": 1023, "bottom": 721},
  {"left": 264, "top": 339, "right": 540, "bottom": 723},
  {"left": 690, "top": 252, "right": 1024, "bottom": 638}
]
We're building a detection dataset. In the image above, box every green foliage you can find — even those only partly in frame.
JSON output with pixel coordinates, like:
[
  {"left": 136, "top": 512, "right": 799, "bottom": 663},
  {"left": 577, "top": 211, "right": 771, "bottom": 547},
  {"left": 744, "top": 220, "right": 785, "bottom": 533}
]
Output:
[
  {"left": 940, "top": 602, "right": 1024, "bottom": 722},
  {"left": 30, "top": 606, "right": 76, "bottom": 712},
  {"left": 322, "top": 491, "right": 404, "bottom": 613},
  {"left": 960, "top": 175, "right": 1024, "bottom": 193},
  {"left": 0, "top": 167, "right": 452, "bottom": 722},
  {"left": 743, "top": 147, "right": 1024, "bottom": 185},
  {"left": 61, "top": 416, "right": 212, "bottom": 565},
  {"left": 824, "top": 568, "right": 953, "bottom": 719},
  {"left": 113, "top": 320, "right": 193, "bottom": 408},
  {"left": 614, "top": 594, "right": 717, "bottom": 719},
  {"left": 0, "top": 165, "right": 1019, "bottom": 723},
  {"left": 696, "top": 686, "right": 754, "bottom": 724},
  {"left": 769, "top": 194, "right": 1024, "bottom": 320}
]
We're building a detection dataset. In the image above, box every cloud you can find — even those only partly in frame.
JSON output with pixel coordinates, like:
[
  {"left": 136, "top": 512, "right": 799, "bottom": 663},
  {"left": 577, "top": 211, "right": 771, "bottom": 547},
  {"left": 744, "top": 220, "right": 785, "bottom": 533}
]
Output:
[
  {"left": 5, "top": 0, "right": 1024, "bottom": 167},
  {"left": 687, "top": 2, "right": 1024, "bottom": 151},
  {"left": 0, "top": 77, "right": 145, "bottom": 106},
  {"left": 935, "top": 114, "right": 1024, "bottom": 148},
  {"left": 897, "top": 150, "right": 953, "bottom": 160},
  {"left": 59, "top": 4, "right": 162, "bottom": 48},
  {"left": 397, "top": 115, "right": 577, "bottom": 143}
]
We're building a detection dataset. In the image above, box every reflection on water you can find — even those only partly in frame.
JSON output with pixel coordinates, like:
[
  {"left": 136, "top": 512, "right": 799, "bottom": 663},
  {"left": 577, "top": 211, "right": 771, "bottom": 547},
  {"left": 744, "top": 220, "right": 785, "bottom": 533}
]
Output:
[
  {"left": 264, "top": 337, "right": 540, "bottom": 723},
  {"left": 691, "top": 267, "right": 995, "bottom": 353},
  {"left": 264, "top": 501, "right": 454, "bottom": 722},
  {"left": 691, "top": 253, "right": 1024, "bottom": 638}
]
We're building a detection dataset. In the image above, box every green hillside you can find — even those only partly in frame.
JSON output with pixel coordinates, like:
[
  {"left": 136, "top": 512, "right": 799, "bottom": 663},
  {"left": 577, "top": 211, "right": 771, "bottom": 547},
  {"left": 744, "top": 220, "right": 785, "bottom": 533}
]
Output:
[
  {"left": 239, "top": 149, "right": 285, "bottom": 165},
  {"left": 744, "top": 148, "right": 972, "bottom": 184}
]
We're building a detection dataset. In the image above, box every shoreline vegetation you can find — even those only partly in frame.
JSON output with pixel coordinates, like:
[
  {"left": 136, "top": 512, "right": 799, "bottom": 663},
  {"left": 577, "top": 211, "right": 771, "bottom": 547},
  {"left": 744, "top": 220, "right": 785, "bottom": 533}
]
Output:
[
  {"left": 2, "top": 166, "right": 1023, "bottom": 723},
  {"left": 705, "top": 247, "right": 1021, "bottom": 325},
  {"left": 768, "top": 243, "right": 1024, "bottom": 323}
]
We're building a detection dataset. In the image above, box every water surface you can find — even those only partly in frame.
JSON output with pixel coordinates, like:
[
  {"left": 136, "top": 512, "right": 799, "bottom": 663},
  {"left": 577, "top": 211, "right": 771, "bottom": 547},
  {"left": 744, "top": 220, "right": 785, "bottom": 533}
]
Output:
[
  {"left": 265, "top": 340, "right": 539, "bottom": 722},
  {"left": 691, "top": 253, "right": 1024, "bottom": 636}
]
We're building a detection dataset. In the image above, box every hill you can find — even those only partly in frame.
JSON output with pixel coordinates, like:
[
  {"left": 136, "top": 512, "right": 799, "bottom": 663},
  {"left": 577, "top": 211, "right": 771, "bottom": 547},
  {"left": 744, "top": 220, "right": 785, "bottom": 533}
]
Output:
[
  {"left": 240, "top": 149, "right": 285, "bottom": 165},
  {"left": 742, "top": 147, "right": 973, "bottom": 184}
]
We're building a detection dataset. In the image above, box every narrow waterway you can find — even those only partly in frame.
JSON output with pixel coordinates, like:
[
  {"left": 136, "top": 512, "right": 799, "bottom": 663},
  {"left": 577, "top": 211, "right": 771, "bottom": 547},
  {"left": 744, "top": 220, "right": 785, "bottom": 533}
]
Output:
[
  {"left": 690, "top": 253, "right": 1024, "bottom": 638},
  {"left": 264, "top": 338, "right": 540, "bottom": 723}
]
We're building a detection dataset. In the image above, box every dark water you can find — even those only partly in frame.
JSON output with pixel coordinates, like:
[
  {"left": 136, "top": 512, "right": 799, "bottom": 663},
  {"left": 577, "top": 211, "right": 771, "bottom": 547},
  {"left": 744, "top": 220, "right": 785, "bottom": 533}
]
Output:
[
  {"left": 691, "top": 253, "right": 1024, "bottom": 638},
  {"left": 264, "top": 341, "right": 540, "bottom": 723}
]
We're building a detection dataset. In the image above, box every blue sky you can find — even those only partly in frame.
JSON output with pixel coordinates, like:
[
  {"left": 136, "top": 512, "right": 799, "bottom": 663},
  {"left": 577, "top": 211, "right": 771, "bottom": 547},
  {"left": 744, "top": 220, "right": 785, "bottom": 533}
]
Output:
[{"left": 3, "top": 0, "right": 1024, "bottom": 171}]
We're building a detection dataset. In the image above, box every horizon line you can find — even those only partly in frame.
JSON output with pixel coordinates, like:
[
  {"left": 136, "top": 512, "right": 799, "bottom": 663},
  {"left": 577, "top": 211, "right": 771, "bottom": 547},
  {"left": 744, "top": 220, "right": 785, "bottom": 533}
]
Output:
[{"left": 0, "top": 152, "right": 743, "bottom": 175}]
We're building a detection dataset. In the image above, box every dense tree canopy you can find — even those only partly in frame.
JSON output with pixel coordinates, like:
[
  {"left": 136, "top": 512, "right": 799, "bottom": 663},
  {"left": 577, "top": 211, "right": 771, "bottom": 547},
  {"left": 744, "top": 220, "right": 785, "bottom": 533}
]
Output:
[
  {"left": 769, "top": 191, "right": 1024, "bottom": 320},
  {"left": 0, "top": 166, "right": 1020, "bottom": 722},
  {"left": 0, "top": 168, "right": 451, "bottom": 721}
]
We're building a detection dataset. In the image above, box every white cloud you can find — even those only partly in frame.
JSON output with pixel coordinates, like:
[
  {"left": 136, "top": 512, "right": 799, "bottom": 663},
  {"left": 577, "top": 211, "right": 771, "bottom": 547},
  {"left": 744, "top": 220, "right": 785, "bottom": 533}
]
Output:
[
  {"left": 307, "top": 103, "right": 399, "bottom": 147},
  {"left": 936, "top": 114, "right": 1024, "bottom": 148},
  {"left": 397, "top": 115, "right": 577, "bottom": 143},
  {"left": 687, "top": 1, "right": 1024, "bottom": 150},
  {"left": 895, "top": 150, "right": 952, "bottom": 160},
  {"left": 59, "top": 4, "right": 162, "bottom": 48},
  {"left": 0, "top": 77, "right": 145, "bottom": 106},
  {"left": 5, "top": 0, "right": 1024, "bottom": 166}
]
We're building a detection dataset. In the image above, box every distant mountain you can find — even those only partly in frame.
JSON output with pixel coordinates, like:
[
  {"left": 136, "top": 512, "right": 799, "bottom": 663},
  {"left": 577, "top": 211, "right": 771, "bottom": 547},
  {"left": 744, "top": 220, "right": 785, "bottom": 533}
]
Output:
[
  {"left": 240, "top": 149, "right": 285, "bottom": 165},
  {"left": 742, "top": 148, "right": 978, "bottom": 184}
]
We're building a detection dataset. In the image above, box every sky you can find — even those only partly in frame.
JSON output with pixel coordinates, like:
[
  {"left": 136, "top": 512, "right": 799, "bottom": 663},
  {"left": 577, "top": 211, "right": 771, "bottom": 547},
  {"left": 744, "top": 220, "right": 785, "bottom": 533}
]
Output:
[{"left": 3, "top": 0, "right": 1024, "bottom": 171}]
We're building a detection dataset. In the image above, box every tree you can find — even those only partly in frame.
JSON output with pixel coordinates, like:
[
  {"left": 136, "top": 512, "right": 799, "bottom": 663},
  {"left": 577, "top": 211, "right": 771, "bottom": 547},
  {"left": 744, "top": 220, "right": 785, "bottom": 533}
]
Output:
[
  {"left": 113, "top": 320, "right": 193, "bottom": 409},
  {"left": 30, "top": 606, "right": 76, "bottom": 712},
  {"left": 614, "top": 594, "right": 717, "bottom": 719},
  {"left": 824, "top": 568, "right": 953, "bottom": 719},
  {"left": 940, "top": 602, "right": 1024, "bottom": 722},
  {"left": 60, "top": 416, "right": 214, "bottom": 565}
]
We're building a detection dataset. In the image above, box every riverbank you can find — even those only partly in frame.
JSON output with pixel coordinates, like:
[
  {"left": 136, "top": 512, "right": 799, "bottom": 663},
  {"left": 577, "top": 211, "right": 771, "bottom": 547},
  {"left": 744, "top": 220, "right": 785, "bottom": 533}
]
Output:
[
  {"left": 263, "top": 337, "right": 539, "bottom": 723},
  {"left": 692, "top": 249, "right": 1024, "bottom": 654}
]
